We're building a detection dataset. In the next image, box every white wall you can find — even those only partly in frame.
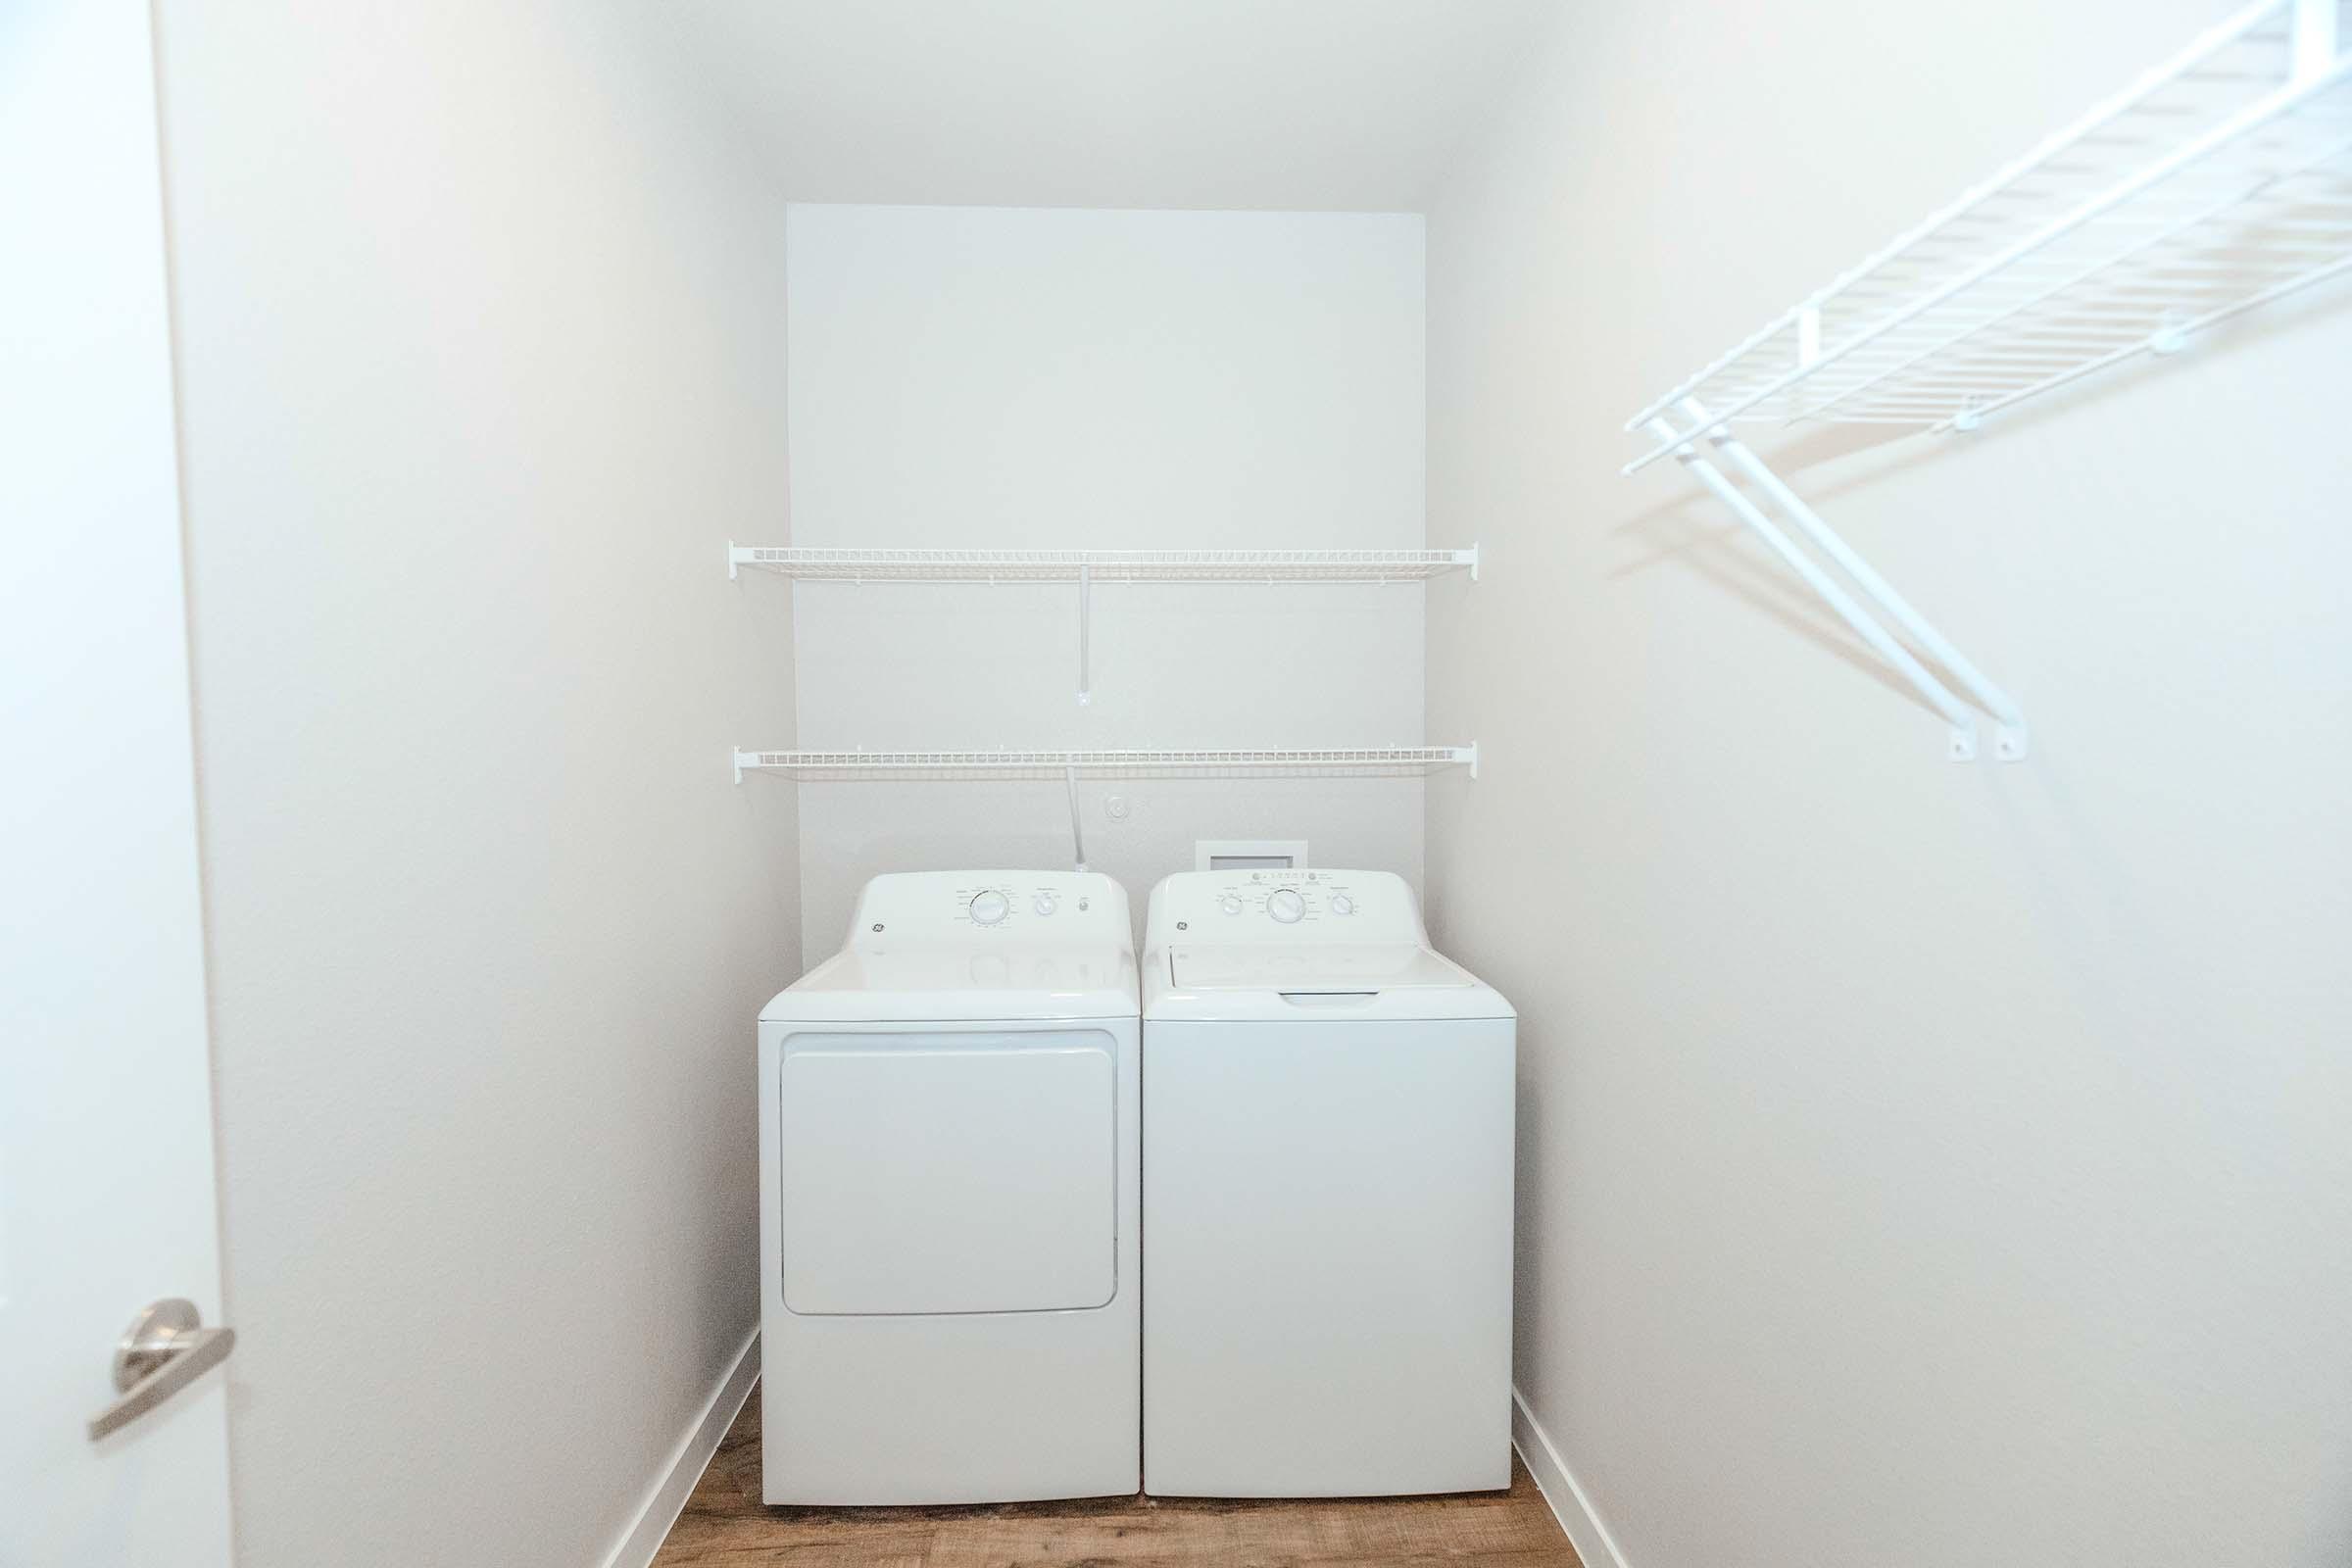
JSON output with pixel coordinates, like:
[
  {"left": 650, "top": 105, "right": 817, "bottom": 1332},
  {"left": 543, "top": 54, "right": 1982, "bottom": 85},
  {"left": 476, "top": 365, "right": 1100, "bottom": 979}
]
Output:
[
  {"left": 1425, "top": 4, "right": 2352, "bottom": 1566},
  {"left": 786, "top": 205, "right": 1428, "bottom": 956},
  {"left": 152, "top": 7, "right": 798, "bottom": 1565},
  {"left": 672, "top": 0, "right": 1554, "bottom": 213}
]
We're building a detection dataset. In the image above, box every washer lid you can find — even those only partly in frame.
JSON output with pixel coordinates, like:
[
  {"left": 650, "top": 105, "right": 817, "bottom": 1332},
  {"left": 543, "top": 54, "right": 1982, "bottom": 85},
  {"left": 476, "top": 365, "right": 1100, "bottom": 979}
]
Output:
[
  {"left": 1152, "top": 943, "right": 1514, "bottom": 1022},
  {"left": 760, "top": 943, "right": 1140, "bottom": 1023}
]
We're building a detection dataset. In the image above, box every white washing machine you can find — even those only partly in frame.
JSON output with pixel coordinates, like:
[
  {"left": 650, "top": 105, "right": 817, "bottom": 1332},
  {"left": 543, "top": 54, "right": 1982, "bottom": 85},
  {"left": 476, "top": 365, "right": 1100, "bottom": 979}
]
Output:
[
  {"left": 758, "top": 870, "right": 1140, "bottom": 1504},
  {"left": 1142, "top": 868, "right": 1515, "bottom": 1497}
]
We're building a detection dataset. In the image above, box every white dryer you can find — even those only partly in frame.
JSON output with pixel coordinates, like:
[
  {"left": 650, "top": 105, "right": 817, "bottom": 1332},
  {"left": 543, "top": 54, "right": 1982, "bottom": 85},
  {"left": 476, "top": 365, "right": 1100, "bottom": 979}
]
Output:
[
  {"left": 758, "top": 870, "right": 1139, "bottom": 1504},
  {"left": 1142, "top": 868, "right": 1515, "bottom": 1498}
]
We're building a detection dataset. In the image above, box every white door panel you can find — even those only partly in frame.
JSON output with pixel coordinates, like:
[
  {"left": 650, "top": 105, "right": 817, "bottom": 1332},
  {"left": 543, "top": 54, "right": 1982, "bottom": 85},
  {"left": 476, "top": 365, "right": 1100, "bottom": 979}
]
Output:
[{"left": 0, "top": 3, "right": 234, "bottom": 1561}]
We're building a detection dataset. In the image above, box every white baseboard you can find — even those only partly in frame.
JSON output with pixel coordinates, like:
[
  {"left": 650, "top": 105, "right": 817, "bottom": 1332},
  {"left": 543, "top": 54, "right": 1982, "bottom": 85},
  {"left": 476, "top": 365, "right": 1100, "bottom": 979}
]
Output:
[
  {"left": 606, "top": 1346, "right": 1598, "bottom": 1568},
  {"left": 601, "top": 1324, "right": 760, "bottom": 1568},
  {"left": 1511, "top": 1386, "right": 1632, "bottom": 1568}
]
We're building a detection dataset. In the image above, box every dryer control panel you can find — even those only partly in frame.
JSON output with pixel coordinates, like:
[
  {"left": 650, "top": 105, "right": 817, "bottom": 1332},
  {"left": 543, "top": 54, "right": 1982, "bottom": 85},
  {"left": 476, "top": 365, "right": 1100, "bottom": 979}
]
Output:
[
  {"left": 1146, "top": 868, "right": 1426, "bottom": 947},
  {"left": 847, "top": 869, "right": 1133, "bottom": 947}
]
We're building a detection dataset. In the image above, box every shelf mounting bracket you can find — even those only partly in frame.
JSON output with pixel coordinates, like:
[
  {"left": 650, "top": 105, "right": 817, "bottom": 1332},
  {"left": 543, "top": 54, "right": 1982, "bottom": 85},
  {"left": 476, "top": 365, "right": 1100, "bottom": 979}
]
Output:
[{"left": 1648, "top": 400, "right": 2029, "bottom": 761}]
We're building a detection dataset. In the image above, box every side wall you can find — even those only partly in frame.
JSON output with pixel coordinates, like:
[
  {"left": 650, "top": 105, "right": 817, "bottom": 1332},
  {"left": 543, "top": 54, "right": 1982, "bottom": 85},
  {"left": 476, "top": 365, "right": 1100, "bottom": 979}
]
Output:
[
  {"left": 1425, "top": 4, "right": 2352, "bottom": 1565},
  {"left": 785, "top": 205, "right": 1427, "bottom": 955},
  {"left": 155, "top": 7, "right": 799, "bottom": 1564}
]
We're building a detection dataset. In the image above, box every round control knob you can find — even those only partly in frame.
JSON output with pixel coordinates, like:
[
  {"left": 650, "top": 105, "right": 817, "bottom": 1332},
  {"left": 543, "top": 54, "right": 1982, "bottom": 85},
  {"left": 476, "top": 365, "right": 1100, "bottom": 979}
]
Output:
[
  {"left": 968, "top": 890, "right": 1009, "bottom": 925},
  {"left": 1266, "top": 887, "right": 1306, "bottom": 923},
  {"left": 1220, "top": 896, "right": 1243, "bottom": 916},
  {"left": 1032, "top": 892, "right": 1057, "bottom": 916},
  {"left": 1330, "top": 894, "right": 1355, "bottom": 916}
]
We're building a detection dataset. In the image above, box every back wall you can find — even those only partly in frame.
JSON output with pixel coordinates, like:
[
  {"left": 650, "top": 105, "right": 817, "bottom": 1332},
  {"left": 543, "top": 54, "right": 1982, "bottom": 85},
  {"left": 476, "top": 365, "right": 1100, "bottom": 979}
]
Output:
[{"left": 783, "top": 205, "right": 1432, "bottom": 955}]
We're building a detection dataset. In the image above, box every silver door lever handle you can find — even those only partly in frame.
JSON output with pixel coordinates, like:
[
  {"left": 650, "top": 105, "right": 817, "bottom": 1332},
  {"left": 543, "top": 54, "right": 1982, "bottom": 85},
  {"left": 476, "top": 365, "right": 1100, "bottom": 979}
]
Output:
[{"left": 87, "top": 1298, "right": 235, "bottom": 1441}]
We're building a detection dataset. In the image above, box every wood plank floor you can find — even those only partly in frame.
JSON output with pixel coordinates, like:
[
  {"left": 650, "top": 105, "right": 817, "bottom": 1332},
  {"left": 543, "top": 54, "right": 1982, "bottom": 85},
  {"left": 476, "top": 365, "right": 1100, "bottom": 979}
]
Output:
[{"left": 652, "top": 1384, "right": 1583, "bottom": 1568}]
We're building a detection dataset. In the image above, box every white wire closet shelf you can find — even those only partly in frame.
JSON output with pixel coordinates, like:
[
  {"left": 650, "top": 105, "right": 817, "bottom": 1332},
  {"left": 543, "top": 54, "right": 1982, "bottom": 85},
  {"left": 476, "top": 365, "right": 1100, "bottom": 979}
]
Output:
[
  {"left": 1629, "top": 0, "right": 2352, "bottom": 454},
  {"left": 731, "top": 746, "right": 1479, "bottom": 783},
  {"left": 726, "top": 545, "right": 1479, "bottom": 582},
  {"left": 1624, "top": 0, "right": 2352, "bottom": 761}
]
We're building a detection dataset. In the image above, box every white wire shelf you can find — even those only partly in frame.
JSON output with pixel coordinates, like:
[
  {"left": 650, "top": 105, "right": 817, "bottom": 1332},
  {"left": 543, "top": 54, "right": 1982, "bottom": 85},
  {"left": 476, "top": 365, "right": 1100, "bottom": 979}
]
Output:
[
  {"left": 1628, "top": 0, "right": 2352, "bottom": 462},
  {"left": 731, "top": 745, "right": 1479, "bottom": 783},
  {"left": 726, "top": 545, "right": 1479, "bottom": 583},
  {"left": 1623, "top": 0, "right": 2351, "bottom": 762}
]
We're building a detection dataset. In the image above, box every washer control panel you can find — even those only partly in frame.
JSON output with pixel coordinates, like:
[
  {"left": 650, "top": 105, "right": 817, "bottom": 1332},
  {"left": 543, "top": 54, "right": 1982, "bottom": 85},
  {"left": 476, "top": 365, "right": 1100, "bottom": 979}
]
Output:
[
  {"left": 1148, "top": 868, "right": 1425, "bottom": 946},
  {"left": 848, "top": 870, "right": 1131, "bottom": 945}
]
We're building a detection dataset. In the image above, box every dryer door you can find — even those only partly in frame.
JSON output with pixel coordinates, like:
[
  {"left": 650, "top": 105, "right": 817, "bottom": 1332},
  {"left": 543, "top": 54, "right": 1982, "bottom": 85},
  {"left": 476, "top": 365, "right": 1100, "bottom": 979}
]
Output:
[{"left": 777, "top": 1030, "right": 1117, "bottom": 1315}]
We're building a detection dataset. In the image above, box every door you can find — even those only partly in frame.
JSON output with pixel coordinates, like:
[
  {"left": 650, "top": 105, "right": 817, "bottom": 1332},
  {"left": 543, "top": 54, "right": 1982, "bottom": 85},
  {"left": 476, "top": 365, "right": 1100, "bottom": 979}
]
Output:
[
  {"left": 777, "top": 1031, "right": 1118, "bottom": 1315},
  {"left": 0, "top": 3, "right": 236, "bottom": 1563}
]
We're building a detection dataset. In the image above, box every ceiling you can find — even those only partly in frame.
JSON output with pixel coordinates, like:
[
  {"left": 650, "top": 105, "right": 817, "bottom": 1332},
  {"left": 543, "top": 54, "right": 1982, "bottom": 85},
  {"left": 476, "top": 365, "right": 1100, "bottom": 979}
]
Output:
[{"left": 668, "top": 0, "right": 1559, "bottom": 212}]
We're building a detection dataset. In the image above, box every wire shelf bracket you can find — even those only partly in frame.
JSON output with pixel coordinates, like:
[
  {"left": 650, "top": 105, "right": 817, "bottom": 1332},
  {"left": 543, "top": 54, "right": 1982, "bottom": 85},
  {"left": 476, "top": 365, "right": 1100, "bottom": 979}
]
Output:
[
  {"left": 1643, "top": 405, "right": 2028, "bottom": 762},
  {"left": 1624, "top": 0, "right": 2352, "bottom": 760}
]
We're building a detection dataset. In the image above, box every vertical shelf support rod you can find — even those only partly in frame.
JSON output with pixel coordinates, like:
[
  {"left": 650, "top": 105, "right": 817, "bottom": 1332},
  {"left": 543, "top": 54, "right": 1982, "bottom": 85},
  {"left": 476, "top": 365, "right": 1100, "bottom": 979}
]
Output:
[
  {"left": 1642, "top": 415, "right": 1985, "bottom": 761},
  {"left": 1682, "top": 399, "right": 2029, "bottom": 760}
]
